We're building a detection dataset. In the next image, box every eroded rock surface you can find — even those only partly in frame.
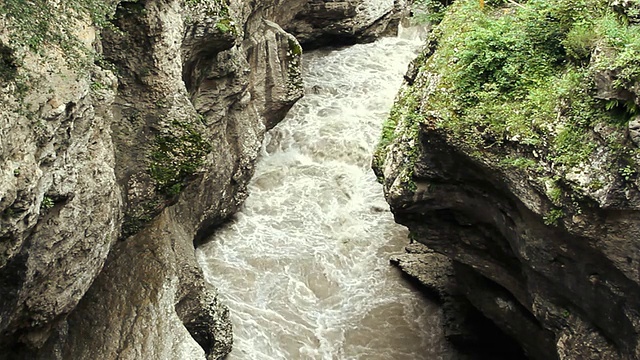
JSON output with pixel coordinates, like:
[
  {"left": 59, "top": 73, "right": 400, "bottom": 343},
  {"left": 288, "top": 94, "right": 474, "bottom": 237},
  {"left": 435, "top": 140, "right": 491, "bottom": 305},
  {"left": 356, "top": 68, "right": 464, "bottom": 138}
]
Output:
[
  {"left": 0, "top": 0, "right": 404, "bottom": 358},
  {"left": 375, "top": 1, "right": 640, "bottom": 359},
  {"left": 0, "top": 15, "right": 122, "bottom": 355},
  {"left": 284, "top": 0, "right": 409, "bottom": 49}
]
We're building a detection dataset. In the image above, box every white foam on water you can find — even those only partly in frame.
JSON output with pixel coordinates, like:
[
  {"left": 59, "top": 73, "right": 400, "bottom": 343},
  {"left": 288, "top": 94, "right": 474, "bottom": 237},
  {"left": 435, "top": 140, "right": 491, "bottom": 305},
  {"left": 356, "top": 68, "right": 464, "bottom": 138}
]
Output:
[{"left": 197, "top": 30, "right": 451, "bottom": 360}]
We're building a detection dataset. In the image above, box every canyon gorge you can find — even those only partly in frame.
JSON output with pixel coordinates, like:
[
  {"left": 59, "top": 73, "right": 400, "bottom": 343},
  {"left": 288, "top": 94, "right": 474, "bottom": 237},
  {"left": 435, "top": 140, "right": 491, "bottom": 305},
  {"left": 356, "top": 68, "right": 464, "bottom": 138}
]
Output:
[{"left": 2, "top": 0, "right": 640, "bottom": 359}]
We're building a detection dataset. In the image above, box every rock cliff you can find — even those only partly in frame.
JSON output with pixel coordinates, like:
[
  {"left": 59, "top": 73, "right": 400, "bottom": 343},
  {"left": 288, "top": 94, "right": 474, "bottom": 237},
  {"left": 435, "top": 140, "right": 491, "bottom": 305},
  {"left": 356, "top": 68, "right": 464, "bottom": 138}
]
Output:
[
  {"left": 0, "top": 0, "right": 405, "bottom": 358},
  {"left": 375, "top": 0, "right": 640, "bottom": 359}
]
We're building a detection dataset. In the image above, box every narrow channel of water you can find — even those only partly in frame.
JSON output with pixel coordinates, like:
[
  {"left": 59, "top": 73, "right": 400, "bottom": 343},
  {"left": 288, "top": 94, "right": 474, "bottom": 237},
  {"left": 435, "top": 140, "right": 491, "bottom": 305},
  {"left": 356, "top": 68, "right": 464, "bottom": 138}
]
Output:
[{"left": 197, "top": 28, "right": 451, "bottom": 359}]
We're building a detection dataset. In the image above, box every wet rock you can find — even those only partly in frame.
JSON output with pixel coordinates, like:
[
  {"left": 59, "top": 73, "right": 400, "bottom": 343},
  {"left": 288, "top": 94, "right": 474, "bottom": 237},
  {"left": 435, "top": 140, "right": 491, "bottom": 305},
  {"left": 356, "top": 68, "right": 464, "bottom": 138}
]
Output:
[
  {"left": 593, "top": 67, "right": 635, "bottom": 102},
  {"left": 392, "top": 243, "right": 529, "bottom": 360},
  {"left": 390, "top": 242, "right": 455, "bottom": 300}
]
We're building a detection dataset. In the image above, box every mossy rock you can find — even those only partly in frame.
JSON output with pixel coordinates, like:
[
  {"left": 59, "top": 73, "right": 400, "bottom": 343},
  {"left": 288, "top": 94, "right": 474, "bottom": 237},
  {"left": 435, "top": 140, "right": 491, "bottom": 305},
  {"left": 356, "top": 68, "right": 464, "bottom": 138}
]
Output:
[
  {"left": 149, "top": 119, "right": 212, "bottom": 197},
  {"left": 376, "top": 0, "right": 640, "bottom": 219}
]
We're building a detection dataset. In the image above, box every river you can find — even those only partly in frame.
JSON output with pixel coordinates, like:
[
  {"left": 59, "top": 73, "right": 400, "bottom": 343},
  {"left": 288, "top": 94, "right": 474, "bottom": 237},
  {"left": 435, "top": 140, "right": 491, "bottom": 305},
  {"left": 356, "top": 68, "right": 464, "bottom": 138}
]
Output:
[{"left": 196, "top": 27, "right": 451, "bottom": 360}]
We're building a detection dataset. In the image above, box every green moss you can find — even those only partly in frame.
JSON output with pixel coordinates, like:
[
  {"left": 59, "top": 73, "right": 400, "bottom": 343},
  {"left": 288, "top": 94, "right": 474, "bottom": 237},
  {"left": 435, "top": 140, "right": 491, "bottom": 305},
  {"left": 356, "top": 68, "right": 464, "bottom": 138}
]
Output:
[
  {"left": 1, "top": 0, "right": 116, "bottom": 55},
  {"left": 499, "top": 156, "right": 539, "bottom": 170},
  {"left": 149, "top": 119, "right": 212, "bottom": 197},
  {"left": 288, "top": 38, "right": 303, "bottom": 57},
  {"left": 186, "top": 0, "right": 236, "bottom": 34},
  {"left": 121, "top": 199, "right": 161, "bottom": 238},
  {"left": 405, "top": 0, "right": 640, "bottom": 175},
  {"left": 215, "top": 18, "right": 236, "bottom": 34},
  {"left": 543, "top": 208, "right": 565, "bottom": 226},
  {"left": 286, "top": 38, "right": 303, "bottom": 95},
  {"left": 0, "top": 0, "right": 118, "bottom": 101},
  {"left": 373, "top": 88, "right": 423, "bottom": 184},
  {"left": 588, "top": 179, "right": 604, "bottom": 191}
]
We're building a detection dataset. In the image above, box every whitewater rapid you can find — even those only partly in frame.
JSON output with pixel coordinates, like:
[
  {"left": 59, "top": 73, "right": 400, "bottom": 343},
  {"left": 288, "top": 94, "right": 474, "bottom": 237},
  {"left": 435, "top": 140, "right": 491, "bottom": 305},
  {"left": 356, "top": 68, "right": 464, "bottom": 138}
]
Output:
[{"left": 197, "top": 28, "right": 450, "bottom": 360}]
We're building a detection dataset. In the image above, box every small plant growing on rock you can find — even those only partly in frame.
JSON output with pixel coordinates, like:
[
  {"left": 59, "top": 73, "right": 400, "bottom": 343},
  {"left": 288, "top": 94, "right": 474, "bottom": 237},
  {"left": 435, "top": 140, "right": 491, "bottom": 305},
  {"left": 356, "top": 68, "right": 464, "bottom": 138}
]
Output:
[
  {"left": 149, "top": 119, "right": 212, "bottom": 197},
  {"left": 41, "top": 196, "right": 54, "bottom": 210},
  {"left": 543, "top": 208, "right": 565, "bottom": 226},
  {"left": 215, "top": 18, "right": 235, "bottom": 34},
  {"left": 620, "top": 163, "right": 637, "bottom": 181}
]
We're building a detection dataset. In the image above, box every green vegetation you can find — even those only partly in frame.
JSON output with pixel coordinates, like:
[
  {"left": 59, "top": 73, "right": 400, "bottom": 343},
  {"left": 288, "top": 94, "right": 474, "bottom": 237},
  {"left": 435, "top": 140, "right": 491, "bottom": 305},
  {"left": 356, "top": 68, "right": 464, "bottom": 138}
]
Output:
[
  {"left": 288, "top": 38, "right": 303, "bottom": 57},
  {"left": 544, "top": 176, "right": 564, "bottom": 204},
  {"left": 0, "top": 0, "right": 115, "bottom": 57},
  {"left": 419, "top": 0, "right": 640, "bottom": 169},
  {"left": 185, "top": 0, "right": 237, "bottom": 34},
  {"left": 286, "top": 38, "right": 303, "bottom": 95},
  {"left": 544, "top": 208, "right": 565, "bottom": 226},
  {"left": 0, "top": 0, "right": 118, "bottom": 99},
  {"left": 40, "top": 196, "right": 54, "bottom": 210},
  {"left": 499, "top": 156, "right": 539, "bottom": 170},
  {"left": 412, "top": 0, "right": 455, "bottom": 25},
  {"left": 149, "top": 119, "right": 212, "bottom": 197},
  {"left": 121, "top": 199, "right": 161, "bottom": 238},
  {"left": 620, "top": 162, "right": 637, "bottom": 181},
  {"left": 373, "top": 88, "right": 423, "bottom": 184},
  {"left": 215, "top": 18, "right": 234, "bottom": 33},
  {"left": 375, "top": 0, "right": 640, "bottom": 226}
]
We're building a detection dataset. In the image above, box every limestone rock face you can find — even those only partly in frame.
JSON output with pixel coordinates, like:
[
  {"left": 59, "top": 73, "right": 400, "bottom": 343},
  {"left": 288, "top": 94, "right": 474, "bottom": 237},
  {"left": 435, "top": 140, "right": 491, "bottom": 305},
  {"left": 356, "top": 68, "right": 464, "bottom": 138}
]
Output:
[
  {"left": 0, "top": 19, "right": 122, "bottom": 354},
  {"left": 229, "top": 0, "right": 409, "bottom": 49},
  {"left": 285, "top": 0, "right": 409, "bottom": 48},
  {"left": 0, "top": 0, "right": 404, "bottom": 358},
  {"left": 1, "top": 0, "right": 301, "bottom": 357}
]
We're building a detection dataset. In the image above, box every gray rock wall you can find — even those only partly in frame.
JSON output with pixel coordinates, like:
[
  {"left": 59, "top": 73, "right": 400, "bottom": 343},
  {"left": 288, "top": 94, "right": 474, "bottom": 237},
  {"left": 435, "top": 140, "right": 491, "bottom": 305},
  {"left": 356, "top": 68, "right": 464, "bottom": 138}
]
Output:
[
  {"left": 0, "top": 16, "right": 123, "bottom": 354},
  {"left": 375, "top": 49, "right": 640, "bottom": 360},
  {"left": 0, "top": 0, "right": 405, "bottom": 358}
]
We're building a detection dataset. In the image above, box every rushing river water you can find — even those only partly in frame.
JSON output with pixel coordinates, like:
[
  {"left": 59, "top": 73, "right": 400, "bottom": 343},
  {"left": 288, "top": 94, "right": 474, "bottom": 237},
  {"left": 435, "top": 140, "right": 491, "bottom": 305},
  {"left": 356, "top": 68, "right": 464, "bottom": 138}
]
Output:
[{"left": 197, "top": 28, "right": 451, "bottom": 359}]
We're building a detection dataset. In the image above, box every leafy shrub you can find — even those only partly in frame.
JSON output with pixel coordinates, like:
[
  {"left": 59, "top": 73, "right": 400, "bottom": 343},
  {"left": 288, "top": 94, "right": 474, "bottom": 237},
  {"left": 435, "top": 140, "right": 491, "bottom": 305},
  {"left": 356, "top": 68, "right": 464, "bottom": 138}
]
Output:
[
  {"left": 563, "top": 21, "right": 598, "bottom": 63},
  {"left": 412, "top": 0, "right": 640, "bottom": 171}
]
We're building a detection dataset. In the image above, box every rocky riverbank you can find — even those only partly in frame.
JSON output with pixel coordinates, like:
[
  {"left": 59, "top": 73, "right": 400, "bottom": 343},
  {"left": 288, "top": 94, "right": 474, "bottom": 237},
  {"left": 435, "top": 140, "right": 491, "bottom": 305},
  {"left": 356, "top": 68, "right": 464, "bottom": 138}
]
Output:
[
  {"left": 375, "top": 0, "right": 640, "bottom": 359},
  {"left": 0, "top": 1, "right": 406, "bottom": 358}
]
